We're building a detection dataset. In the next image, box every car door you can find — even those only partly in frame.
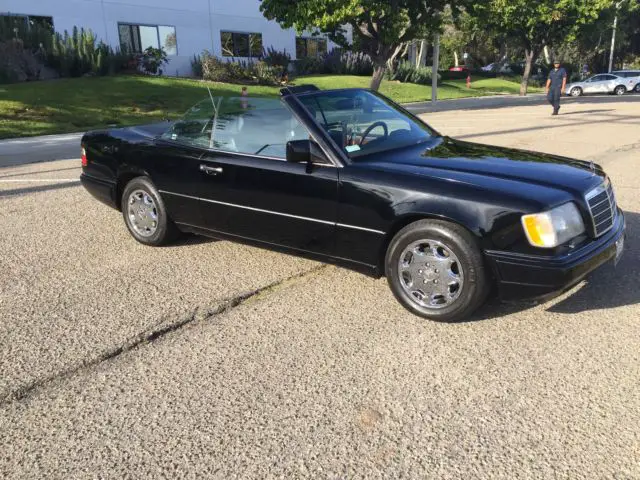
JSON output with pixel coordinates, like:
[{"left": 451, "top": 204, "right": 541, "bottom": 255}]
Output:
[
  {"left": 583, "top": 75, "right": 603, "bottom": 93},
  {"left": 150, "top": 98, "right": 231, "bottom": 231},
  {"left": 602, "top": 74, "right": 618, "bottom": 93},
  {"left": 148, "top": 138, "right": 207, "bottom": 228},
  {"left": 197, "top": 97, "right": 339, "bottom": 256},
  {"left": 592, "top": 74, "right": 615, "bottom": 93}
]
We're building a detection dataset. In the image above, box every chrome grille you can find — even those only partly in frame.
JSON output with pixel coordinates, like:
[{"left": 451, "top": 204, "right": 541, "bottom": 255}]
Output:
[{"left": 585, "top": 179, "right": 617, "bottom": 237}]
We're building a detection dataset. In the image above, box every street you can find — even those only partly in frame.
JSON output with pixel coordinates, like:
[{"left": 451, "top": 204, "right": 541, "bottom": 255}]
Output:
[{"left": 1, "top": 100, "right": 639, "bottom": 478}]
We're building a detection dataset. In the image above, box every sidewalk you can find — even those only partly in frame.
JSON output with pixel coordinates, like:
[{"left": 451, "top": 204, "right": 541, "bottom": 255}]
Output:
[{"left": 0, "top": 132, "right": 83, "bottom": 168}]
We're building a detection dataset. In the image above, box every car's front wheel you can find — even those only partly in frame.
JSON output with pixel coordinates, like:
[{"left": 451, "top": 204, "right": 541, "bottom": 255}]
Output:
[
  {"left": 385, "top": 220, "right": 490, "bottom": 322},
  {"left": 570, "top": 87, "right": 582, "bottom": 97},
  {"left": 121, "top": 176, "right": 179, "bottom": 246},
  {"left": 614, "top": 85, "right": 627, "bottom": 96},
  {"left": 634, "top": 83, "right": 640, "bottom": 93}
]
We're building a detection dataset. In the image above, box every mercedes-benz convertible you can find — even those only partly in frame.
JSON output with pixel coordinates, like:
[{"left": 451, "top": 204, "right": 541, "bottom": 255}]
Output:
[{"left": 80, "top": 85, "right": 625, "bottom": 322}]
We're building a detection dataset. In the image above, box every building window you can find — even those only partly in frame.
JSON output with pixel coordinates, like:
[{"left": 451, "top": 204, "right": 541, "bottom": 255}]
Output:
[
  {"left": 118, "top": 23, "right": 177, "bottom": 55},
  {"left": 296, "top": 37, "right": 327, "bottom": 59},
  {"left": 220, "top": 31, "right": 262, "bottom": 57},
  {"left": 0, "top": 14, "right": 53, "bottom": 33}
]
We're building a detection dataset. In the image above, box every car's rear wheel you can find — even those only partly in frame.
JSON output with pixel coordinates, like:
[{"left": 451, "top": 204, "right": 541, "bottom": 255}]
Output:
[
  {"left": 614, "top": 85, "right": 626, "bottom": 96},
  {"left": 385, "top": 220, "right": 490, "bottom": 322},
  {"left": 121, "top": 176, "right": 179, "bottom": 246},
  {"left": 570, "top": 87, "right": 582, "bottom": 97}
]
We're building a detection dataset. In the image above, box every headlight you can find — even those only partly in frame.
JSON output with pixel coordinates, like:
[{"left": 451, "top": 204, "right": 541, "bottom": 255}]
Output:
[{"left": 521, "top": 203, "right": 586, "bottom": 248}]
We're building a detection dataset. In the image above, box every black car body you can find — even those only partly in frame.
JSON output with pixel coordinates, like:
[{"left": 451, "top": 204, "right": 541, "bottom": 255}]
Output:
[{"left": 81, "top": 86, "right": 625, "bottom": 321}]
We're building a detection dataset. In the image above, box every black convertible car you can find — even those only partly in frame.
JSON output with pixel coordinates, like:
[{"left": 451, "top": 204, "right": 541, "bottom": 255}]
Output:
[{"left": 81, "top": 86, "right": 625, "bottom": 322}]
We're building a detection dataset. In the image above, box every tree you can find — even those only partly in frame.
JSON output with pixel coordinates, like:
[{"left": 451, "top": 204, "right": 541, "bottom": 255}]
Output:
[
  {"left": 440, "top": 10, "right": 503, "bottom": 70},
  {"left": 565, "top": 1, "right": 640, "bottom": 73},
  {"left": 468, "top": 0, "right": 614, "bottom": 95},
  {"left": 259, "top": 0, "right": 466, "bottom": 90}
]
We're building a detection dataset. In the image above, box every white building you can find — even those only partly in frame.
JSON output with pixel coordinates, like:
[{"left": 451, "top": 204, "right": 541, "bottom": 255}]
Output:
[{"left": 1, "top": 0, "right": 343, "bottom": 76}]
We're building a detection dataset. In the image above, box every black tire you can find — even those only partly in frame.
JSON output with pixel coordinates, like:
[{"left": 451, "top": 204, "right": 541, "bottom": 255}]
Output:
[
  {"left": 614, "top": 85, "right": 626, "bottom": 96},
  {"left": 634, "top": 84, "right": 640, "bottom": 93},
  {"left": 570, "top": 87, "right": 582, "bottom": 97},
  {"left": 385, "top": 220, "right": 490, "bottom": 322},
  {"left": 121, "top": 176, "right": 179, "bottom": 246}
]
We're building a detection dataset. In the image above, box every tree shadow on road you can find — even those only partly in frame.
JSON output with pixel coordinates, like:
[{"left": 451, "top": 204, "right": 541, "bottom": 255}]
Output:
[
  {"left": 456, "top": 111, "right": 640, "bottom": 141},
  {"left": 465, "top": 210, "right": 638, "bottom": 322}
]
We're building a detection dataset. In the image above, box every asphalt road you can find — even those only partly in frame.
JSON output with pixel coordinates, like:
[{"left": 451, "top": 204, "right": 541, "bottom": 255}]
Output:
[{"left": 1, "top": 100, "right": 639, "bottom": 478}]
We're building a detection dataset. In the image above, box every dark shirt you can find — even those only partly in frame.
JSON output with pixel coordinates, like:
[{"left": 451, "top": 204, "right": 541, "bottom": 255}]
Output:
[{"left": 548, "top": 68, "right": 567, "bottom": 89}]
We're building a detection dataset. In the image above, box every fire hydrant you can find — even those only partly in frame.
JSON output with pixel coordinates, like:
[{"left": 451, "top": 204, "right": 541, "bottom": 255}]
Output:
[{"left": 466, "top": 74, "right": 471, "bottom": 89}]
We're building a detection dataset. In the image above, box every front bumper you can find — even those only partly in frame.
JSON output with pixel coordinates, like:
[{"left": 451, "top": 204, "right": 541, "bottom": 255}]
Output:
[{"left": 486, "top": 209, "right": 626, "bottom": 302}]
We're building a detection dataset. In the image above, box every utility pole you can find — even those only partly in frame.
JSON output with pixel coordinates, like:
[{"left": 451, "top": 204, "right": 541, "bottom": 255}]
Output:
[
  {"left": 608, "top": 1, "right": 622, "bottom": 73},
  {"left": 432, "top": 34, "right": 440, "bottom": 104}
]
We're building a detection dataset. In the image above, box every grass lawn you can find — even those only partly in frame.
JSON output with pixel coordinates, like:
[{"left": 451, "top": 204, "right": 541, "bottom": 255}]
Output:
[{"left": 0, "top": 74, "right": 539, "bottom": 139}]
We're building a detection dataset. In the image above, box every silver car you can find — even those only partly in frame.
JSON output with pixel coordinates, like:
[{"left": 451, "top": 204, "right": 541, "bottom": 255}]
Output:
[
  {"left": 612, "top": 70, "right": 640, "bottom": 93},
  {"left": 565, "top": 74, "right": 635, "bottom": 97}
]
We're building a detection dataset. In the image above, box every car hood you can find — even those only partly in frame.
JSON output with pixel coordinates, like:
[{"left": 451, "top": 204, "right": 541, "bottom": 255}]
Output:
[{"left": 359, "top": 136, "right": 603, "bottom": 194}]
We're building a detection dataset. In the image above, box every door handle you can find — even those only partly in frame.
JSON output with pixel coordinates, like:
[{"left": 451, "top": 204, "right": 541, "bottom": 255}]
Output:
[{"left": 200, "top": 164, "right": 223, "bottom": 175}]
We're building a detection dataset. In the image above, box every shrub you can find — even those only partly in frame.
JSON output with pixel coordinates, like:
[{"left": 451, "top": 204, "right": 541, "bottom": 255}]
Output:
[
  {"left": 226, "top": 60, "right": 251, "bottom": 81},
  {"left": 0, "top": 17, "right": 53, "bottom": 52},
  {"left": 438, "top": 70, "right": 469, "bottom": 81},
  {"left": 138, "top": 46, "right": 168, "bottom": 75},
  {"left": 251, "top": 60, "right": 281, "bottom": 85},
  {"left": 0, "top": 39, "right": 41, "bottom": 83},
  {"left": 46, "top": 27, "right": 134, "bottom": 78},
  {"left": 340, "top": 51, "right": 374, "bottom": 76},
  {"left": 201, "top": 51, "right": 231, "bottom": 81},
  {"left": 263, "top": 46, "right": 290, "bottom": 71},
  {"left": 294, "top": 56, "right": 324, "bottom": 75},
  {"left": 320, "top": 49, "right": 344, "bottom": 74},
  {"left": 200, "top": 51, "right": 281, "bottom": 85},
  {"left": 387, "top": 61, "right": 436, "bottom": 85},
  {"left": 293, "top": 49, "right": 374, "bottom": 76},
  {"left": 191, "top": 54, "right": 203, "bottom": 78}
]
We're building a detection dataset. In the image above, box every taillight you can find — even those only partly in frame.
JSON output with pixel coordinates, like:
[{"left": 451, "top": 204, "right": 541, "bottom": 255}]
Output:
[{"left": 81, "top": 146, "right": 88, "bottom": 167}]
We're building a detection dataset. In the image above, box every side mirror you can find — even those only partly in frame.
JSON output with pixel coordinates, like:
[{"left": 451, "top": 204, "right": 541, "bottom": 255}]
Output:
[
  {"left": 286, "top": 139, "right": 311, "bottom": 163},
  {"left": 286, "top": 139, "right": 328, "bottom": 165}
]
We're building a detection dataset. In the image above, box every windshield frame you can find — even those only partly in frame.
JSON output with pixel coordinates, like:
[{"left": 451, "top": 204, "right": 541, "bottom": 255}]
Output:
[{"left": 293, "top": 88, "right": 441, "bottom": 161}]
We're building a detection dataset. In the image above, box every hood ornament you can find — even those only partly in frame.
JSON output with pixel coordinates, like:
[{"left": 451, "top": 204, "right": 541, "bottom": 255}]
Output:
[{"left": 589, "top": 160, "right": 596, "bottom": 175}]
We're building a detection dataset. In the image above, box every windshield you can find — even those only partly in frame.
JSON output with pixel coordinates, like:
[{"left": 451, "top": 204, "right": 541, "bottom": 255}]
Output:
[{"left": 297, "top": 89, "right": 436, "bottom": 159}]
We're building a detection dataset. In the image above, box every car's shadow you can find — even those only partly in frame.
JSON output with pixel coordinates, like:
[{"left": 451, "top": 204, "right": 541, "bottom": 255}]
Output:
[
  {"left": 171, "top": 234, "right": 220, "bottom": 247},
  {"left": 465, "top": 210, "right": 638, "bottom": 322}
]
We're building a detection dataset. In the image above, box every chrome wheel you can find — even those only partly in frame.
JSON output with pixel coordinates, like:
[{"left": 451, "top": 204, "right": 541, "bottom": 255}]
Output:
[
  {"left": 570, "top": 88, "right": 581, "bottom": 97},
  {"left": 398, "top": 239, "right": 464, "bottom": 309},
  {"left": 614, "top": 86, "right": 626, "bottom": 96},
  {"left": 127, "top": 189, "right": 158, "bottom": 237}
]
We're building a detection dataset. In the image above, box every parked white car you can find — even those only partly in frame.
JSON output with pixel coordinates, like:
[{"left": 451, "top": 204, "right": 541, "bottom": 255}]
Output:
[
  {"left": 565, "top": 74, "right": 636, "bottom": 96},
  {"left": 612, "top": 70, "right": 640, "bottom": 93}
]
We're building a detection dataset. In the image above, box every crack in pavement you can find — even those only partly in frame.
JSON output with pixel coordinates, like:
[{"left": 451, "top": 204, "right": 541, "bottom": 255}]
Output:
[{"left": 0, "top": 265, "right": 328, "bottom": 407}]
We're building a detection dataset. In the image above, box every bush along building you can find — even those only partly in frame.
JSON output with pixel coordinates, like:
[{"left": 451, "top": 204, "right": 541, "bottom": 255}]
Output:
[{"left": 1, "top": 0, "right": 343, "bottom": 80}]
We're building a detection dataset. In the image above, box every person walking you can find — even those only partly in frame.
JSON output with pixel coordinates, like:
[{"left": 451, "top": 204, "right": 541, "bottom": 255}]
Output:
[{"left": 546, "top": 60, "right": 567, "bottom": 115}]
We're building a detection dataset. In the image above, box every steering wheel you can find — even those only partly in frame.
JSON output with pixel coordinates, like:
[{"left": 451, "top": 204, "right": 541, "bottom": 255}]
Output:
[{"left": 359, "top": 121, "right": 388, "bottom": 146}]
